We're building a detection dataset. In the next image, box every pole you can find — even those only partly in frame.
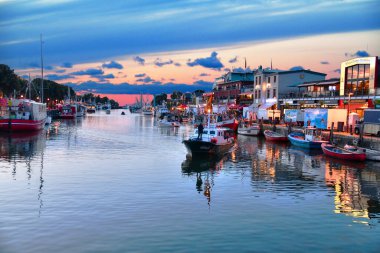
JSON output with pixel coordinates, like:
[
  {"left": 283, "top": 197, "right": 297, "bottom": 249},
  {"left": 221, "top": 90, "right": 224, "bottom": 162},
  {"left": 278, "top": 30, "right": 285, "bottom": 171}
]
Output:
[{"left": 40, "top": 34, "right": 44, "bottom": 103}]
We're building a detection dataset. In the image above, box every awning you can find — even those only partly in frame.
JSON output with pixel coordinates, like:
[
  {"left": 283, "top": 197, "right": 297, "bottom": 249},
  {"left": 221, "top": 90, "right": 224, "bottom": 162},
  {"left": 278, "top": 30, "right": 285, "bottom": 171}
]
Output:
[{"left": 259, "top": 101, "right": 276, "bottom": 110}]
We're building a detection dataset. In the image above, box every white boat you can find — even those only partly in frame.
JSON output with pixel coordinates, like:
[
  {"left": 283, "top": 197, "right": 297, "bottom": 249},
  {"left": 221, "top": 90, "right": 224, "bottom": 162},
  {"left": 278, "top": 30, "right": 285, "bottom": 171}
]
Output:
[
  {"left": 142, "top": 107, "right": 154, "bottom": 116},
  {"left": 182, "top": 124, "right": 235, "bottom": 156},
  {"left": 158, "top": 115, "right": 180, "bottom": 127},
  {"left": 344, "top": 144, "right": 380, "bottom": 161},
  {"left": 156, "top": 106, "right": 170, "bottom": 118},
  {"left": 237, "top": 123, "right": 261, "bottom": 136}
]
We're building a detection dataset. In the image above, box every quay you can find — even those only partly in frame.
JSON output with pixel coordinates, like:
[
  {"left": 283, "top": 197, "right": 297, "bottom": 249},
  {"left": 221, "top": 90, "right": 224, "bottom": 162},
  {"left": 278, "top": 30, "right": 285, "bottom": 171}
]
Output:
[{"left": 262, "top": 124, "right": 380, "bottom": 150}]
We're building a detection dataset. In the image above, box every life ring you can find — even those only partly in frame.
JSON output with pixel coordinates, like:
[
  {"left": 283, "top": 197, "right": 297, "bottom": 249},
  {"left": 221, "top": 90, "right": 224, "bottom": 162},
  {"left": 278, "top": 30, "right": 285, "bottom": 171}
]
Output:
[{"left": 353, "top": 139, "right": 359, "bottom": 145}]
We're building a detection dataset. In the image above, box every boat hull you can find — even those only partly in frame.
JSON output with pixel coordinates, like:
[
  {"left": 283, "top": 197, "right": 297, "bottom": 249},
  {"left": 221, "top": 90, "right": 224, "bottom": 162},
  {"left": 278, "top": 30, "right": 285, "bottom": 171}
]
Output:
[
  {"left": 322, "top": 143, "right": 366, "bottom": 161},
  {"left": 264, "top": 130, "right": 288, "bottom": 142},
  {"left": 217, "top": 119, "right": 239, "bottom": 132},
  {"left": 183, "top": 139, "right": 234, "bottom": 156},
  {"left": 238, "top": 127, "right": 260, "bottom": 136},
  {"left": 288, "top": 133, "right": 327, "bottom": 149},
  {"left": 0, "top": 119, "right": 45, "bottom": 132}
]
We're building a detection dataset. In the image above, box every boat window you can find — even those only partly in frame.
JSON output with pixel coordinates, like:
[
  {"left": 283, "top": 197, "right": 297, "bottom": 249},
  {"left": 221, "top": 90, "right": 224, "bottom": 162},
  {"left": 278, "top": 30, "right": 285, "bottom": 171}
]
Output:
[
  {"left": 195, "top": 130, "right": 198, "bottom": 134},
  {"left": 203, "top": 131, "right": 208, "bottom": 134},
  {"left": 210, "top": 130, "right": 216, "bottom": 135}
]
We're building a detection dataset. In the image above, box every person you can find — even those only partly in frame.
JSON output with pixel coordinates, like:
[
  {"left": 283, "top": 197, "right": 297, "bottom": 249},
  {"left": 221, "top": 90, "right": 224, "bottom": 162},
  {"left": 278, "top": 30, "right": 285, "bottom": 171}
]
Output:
[{"left": 198, "top": 122, "right": 204, "bottom": 139}]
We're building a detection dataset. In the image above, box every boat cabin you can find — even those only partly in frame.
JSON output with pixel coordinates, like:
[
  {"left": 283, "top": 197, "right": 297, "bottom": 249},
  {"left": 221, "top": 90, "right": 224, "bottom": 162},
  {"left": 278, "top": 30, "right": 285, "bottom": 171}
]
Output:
[{"left": 305, "top": 127, "right": 323, "bottom": 142}]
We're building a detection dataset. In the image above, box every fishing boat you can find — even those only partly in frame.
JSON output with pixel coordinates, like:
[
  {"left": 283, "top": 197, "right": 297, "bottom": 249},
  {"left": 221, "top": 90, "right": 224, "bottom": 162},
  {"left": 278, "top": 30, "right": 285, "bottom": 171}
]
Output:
[
  {"left": 238, "top": 123, "right": 260, "bottom": 136},
  {"left": 264, "top": 130, "right": 288, "bottom": 142},
  {"left": 0, "top": 98, "right": 47, "bottom": 132},
  {"left": 58, "top": 104, "right": 76, "bottom": 119},
  {"left": 216, "top": 118, "right": 239, "bottom": 132},
  {"left": 142, "top": 107, "right": 154, "bottom": 116},
  {"left": 158, "top": 115, "right": 180, "bottom": 127},
  {"left": 182, "top": 124, "right": 235, "bottom": 156},
  {"left": 321, "top": 143, "right": 366, "bottom": 161},
  {"left": 288, "top": 127, "right": 328, "bottom": 149},
  {"left": 343, "top": 144, "right": 380, "bottom": 161}
]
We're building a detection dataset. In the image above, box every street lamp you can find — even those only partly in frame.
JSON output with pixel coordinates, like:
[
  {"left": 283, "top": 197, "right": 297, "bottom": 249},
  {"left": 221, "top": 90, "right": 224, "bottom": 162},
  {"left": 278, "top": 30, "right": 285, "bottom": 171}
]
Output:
[{"left": 347, "top": 92, "right": 353, "bottom": 133}]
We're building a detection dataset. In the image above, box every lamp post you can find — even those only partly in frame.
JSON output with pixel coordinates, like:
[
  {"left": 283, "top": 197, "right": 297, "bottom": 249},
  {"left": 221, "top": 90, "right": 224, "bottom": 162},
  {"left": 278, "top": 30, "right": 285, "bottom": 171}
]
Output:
[{"left": 347, "top": 92, "right": 353, "bottom": 132}]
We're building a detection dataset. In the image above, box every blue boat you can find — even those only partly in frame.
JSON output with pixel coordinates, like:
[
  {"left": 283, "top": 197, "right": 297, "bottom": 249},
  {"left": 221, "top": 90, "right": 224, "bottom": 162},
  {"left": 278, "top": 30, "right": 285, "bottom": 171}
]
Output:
[{"left": 288, "top": 127, "right": 328, "bottom": 149}]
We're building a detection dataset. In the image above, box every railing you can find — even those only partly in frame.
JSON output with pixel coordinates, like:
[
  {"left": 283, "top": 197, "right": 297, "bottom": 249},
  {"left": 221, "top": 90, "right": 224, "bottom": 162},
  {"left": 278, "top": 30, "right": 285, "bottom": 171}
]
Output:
[{"left": 279, "top": 90, "right": 380, "bottom": 100}]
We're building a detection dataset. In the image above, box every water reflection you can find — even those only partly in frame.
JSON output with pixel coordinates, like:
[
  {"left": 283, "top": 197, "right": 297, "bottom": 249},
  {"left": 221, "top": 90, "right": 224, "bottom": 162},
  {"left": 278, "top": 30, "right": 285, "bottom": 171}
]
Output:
[{"left": 182, "top": 155, "right": 226, "bottom": 206}]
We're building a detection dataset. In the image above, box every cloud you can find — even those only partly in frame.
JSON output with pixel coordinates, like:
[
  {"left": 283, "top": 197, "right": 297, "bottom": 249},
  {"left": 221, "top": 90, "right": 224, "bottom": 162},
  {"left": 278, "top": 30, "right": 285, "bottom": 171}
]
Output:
[
  {"left": 29, "top": 62, "right": 40, "bottom": 68},
  {"left": 135, "top": 73, "right": 146, "bottom": 77},
  {"left": 133, "top": 56, "right": 145, "bottom": 65},
  {"left": 174, "top": 62, "right": 181, "bottom": 67},
  {"left": 136, "top": 76, "right": 154, "bottom": 83},
  {"left": 45, "top": 74, "right": 73, "bottom": 81},
  {"left": 320, "top": 61, "right": 329, "bottom": 65},
  {"left": 102, "top": 74, "right": 115, "bottom": 79},
  {"left": 187, "top": 51, "right": 224, "bottom": 70},
  {"left": 199, "top": 73, "right": 210, "bottom": 77},
  {"left": 229, "top": 56, "right": 238, "bottom": 63},
  {"left": 71, "top": 68, "right": 104, "bottom": 76},
  {"left": 102, "top": 60, "right": 123, "bottom": 69},
  {"left": 224, "top": 68, "right": 231, "bottom": 72},
  {"left": 56, "top": 69, "right": 66, "bottom": 73},
  {"left": 45, "top": 65, "right": 54, "bottom": 70},
  {"left": 61, "top": 62, "right": 73, "bottom": 68},
  {"left": 333, "top": 68, "right": 341, "bottom": 74},
  {"left": 154, "top": 58, "right": 173, "bottom": 67},
  {"left": 289, "top": 66, "right": 304, "bottom": 71},
  {"left": 345, "top": 50, "right": 370, "bottom": 58}
]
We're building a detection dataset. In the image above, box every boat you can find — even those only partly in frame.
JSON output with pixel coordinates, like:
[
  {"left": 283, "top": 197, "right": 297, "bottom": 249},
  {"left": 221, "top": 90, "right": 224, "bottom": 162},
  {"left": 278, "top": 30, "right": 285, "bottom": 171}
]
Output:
[
  {"left": 142, "top": 107, "right": 154, "bottom": 116},
  {"left": 156, "top": 106, "right": 170, "bottom": 118},
  {"left": 0, "top": 98, "right": 47, "bottom": 132},
  {"left": 58, "top": 104, "right": 76, "bottom": 119},
  {"left": 288, "top": 127, "right": 328, "bottom": 149},
  {"left": 158, "top": 115, "right": 180, "bottom": 127},
  {"left": 216, "top": 118, "right": 239, "bottom": 132},
  {"left": 237, "top": 123, "right": 260, "bottom": 136},
  {"left": 182, "top": 124, "right": 235, "bottom": 156},
  {"left": 321, "top": 143, "right": 366, "bottom": 161},
  {"left": 343, "top": 144, "right": 380, "bottom": 161},
  {"left": 264, "top": 130, "right": 288, "bottom": 142}
]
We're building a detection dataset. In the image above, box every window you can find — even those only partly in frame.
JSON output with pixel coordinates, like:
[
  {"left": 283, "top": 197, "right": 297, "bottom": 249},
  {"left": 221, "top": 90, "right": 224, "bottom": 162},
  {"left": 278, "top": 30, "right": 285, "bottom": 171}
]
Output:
[
  {"left": 255, "top": 90, "right": 257, "bottom": 99},
  {"left": 210, "top": 130, "right": 215, "bottom": 135},
  {"left": 273, "top": 89, "right": 276, "bottom": 98},
  {"left": 274, "top": 76, "right": 277, "bottom": 83},
  {"left": 259, "top": 76, "right": 262, "bottom": 84},
  {"left": 258, "top": 90, "right": 261, "bottom": 99},
  {"left": 267, "top": 89, "right": 270, "bottom": 98},
  {"left": 267, "top": 77, "right": 270, "bottom": 83}
]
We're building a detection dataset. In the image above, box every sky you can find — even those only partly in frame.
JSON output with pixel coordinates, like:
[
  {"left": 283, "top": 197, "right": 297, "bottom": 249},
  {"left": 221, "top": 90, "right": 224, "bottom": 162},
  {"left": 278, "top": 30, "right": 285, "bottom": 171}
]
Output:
[{"left": 1, "top": 0, "right": 380, "bottom": 104}]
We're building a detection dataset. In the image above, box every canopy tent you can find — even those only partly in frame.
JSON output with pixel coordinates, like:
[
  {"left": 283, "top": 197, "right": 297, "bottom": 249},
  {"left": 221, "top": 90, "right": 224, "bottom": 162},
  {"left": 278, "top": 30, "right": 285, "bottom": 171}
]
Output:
[{"left": 259, "top": 101, "right": 277, "bottom": 110}]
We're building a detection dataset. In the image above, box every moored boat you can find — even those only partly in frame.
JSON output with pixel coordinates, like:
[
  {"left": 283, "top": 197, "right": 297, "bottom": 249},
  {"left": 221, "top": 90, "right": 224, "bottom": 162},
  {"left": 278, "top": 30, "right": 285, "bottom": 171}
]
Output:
[
  {"left": 321, "top": 143, "right": 366, "bottom": 161},
  {"left": 264, "top": 130, "right": 288, "bottom": 142},
  {"left": 238, "top": 123, "right": 260, "bottom": 136},
  {"left": 0, "top": 98, "right": 46, "bottom": 132},
  {"left": 183, "top": 124, "right": 235, "bottom": 156},
  {"left": 158, "top": 115, "right": 180, "bottom": 127},
  {"left": 288, "top": 127, "right": 328, "bottom": 149},
  {"left": 343, "top": 144, "right": 380, "bottom": 161},
  {"left": 216, "top": 118, "right": 239, "bottom": 132}
]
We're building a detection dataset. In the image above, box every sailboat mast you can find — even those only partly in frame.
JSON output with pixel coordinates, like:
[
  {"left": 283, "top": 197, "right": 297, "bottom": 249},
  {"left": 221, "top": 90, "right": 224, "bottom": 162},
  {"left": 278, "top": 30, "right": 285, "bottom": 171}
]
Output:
[
  {"left": 40, "top": 34, "right": 44, "bottom": 103},
  {"left": 28, "top": 74, "right": 31, "bottom": 99}
]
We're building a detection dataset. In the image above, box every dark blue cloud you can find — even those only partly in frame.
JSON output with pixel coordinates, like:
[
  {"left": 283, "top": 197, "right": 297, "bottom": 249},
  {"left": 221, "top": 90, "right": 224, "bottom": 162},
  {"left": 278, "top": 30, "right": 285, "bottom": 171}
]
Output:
[
  {"left": 71, "top": 68, "right": 104, "bottom": 76},
  {"left": 187, "top": 52, "right": 224, "bottom": 70},
  {"left": 61, "top": 62, "right": 73, "bottom": 68},
  {"left": 56, "top": 69, "right": 66, "bottom": 73},
  {"left": 45, "top": 74, "right": 73, "bottom": 81},
  {"left": 102, "top": 61, "right": 123, "bottom": 69},
  {"left": 133, "top": 56, "right": 145, "bottom": 65},
  {"left": 135, "top": 73, "right": 146, "bottom": 77},
  {"left": 154, "top": 58, "right": 173, "bottom": 67},
  {"left": 320, "top": 61, "right": 329, "bottom": 65},
  {"left": 29, "top": 62, "right": 40, "bottom": 68},
  {"left": 174, "top": 62, "right": 181, "bottom": 67},
  {"left": 289, "top": 66, "right": 304, "bottom": 71},
  {"left": 229, "top": 56, "right": 238, "bottom": 63},
  {"left": 103, "top": 74, "right": 115, "bottom": 79},
  {"left": 334, "top": 69, "right": 341, "bottom": 74},
  {"left": 346, "top": 50, "right": 370, "bottom": 57},
  {"left": 45, "top": 65, "right": 54, "bottom": 70},
  {"left": 136, "top": 76, "right": 154, "bottom": 83}
]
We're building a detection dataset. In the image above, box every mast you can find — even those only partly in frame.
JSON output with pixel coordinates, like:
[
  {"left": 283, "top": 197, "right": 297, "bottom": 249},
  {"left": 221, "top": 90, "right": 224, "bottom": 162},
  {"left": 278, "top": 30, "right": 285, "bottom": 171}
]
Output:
[
  {"left": 40, "top": 34, "right": 44, "bottom": 103},
  {"left": 28, "top": 74, "right": 31, "bottom": 99}
]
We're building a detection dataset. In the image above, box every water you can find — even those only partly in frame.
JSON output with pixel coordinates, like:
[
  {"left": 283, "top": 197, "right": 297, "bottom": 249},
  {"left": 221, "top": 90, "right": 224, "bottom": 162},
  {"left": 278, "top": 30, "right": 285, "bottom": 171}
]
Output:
[{"left": 1, "top": 110, "right": 379, "bottom": 253}]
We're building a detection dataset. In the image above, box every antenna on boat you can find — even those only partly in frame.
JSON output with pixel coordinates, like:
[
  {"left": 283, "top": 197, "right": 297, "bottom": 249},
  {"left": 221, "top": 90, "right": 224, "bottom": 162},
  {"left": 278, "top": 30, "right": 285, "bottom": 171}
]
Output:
[{"left": 40, "top": 34, "right": 44, "bottom": 103}]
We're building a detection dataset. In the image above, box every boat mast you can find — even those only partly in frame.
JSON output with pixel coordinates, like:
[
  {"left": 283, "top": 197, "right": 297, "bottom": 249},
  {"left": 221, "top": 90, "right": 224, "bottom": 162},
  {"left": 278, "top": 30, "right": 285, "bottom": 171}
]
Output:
[
  {"left": 40, "top": 34, "right": 44, "bottom": 103},
  {"left": 28, "top": 74, "right": 31, "bottom": 99}
]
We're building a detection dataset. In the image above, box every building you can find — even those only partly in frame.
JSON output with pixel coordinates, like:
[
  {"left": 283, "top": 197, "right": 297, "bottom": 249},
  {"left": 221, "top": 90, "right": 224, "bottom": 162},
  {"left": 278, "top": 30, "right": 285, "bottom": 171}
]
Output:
[
  {"left": 212, "top": 70, "right": 254, "bottom": 105},
  {"left": 254, "top": 66, "right": 327, "bottom": 110},
  {"left": 280, "top": 56, "right": 379, "bottom": 118}
]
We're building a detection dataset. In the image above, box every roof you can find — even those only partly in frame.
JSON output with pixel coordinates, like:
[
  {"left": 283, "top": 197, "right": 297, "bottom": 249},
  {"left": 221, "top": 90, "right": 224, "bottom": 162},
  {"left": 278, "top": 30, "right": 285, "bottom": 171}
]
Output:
[
  {"left": 298, "top": 78, "right": 340, "bottom": 87},
  {"left": 278, "top": 69, "right": 327, "bottom": 76}
]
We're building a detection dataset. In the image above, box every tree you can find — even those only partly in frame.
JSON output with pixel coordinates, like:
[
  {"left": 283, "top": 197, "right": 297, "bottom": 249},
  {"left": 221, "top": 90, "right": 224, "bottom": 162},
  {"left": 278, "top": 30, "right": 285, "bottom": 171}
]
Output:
[{"left": 0, "top": 64, "right": 27, "bottom": 97}]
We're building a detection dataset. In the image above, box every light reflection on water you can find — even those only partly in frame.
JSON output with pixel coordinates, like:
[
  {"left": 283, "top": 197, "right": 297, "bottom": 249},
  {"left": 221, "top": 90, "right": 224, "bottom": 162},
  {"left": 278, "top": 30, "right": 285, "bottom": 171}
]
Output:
[{"left": 0, "top": 109, "right": 380, "bottom": 253}]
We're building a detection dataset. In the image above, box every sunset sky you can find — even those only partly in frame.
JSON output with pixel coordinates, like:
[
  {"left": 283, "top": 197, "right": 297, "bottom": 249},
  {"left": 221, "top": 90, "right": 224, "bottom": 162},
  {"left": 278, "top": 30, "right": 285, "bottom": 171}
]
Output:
[{"left": 1, "top": 0, "right": 380, "bottom": 104}]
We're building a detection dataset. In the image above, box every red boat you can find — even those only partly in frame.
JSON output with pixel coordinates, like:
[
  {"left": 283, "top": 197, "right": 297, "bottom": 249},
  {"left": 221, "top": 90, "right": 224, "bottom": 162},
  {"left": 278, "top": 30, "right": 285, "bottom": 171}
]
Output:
[
  {"left": 216, "top": 118, "right": 239, "bottom": 132},
  {"left": 0, "top": 98, "right": 46, "bottom": 132},
  {"left": 264, "top": 130, "right": 288, "bottom": 142},
  {"left": 321, "top": 143, "right": 366, "bottom": 162}
]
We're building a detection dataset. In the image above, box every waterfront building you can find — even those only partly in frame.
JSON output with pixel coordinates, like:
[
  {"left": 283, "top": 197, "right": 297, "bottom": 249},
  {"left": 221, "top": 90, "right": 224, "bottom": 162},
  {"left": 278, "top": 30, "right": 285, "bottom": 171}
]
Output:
[
  {"left": 212, "top": 69, "right": 254, "bottom": 105},
  {"left": 280, "top": 56, "right": 379, "bottom": 119}
]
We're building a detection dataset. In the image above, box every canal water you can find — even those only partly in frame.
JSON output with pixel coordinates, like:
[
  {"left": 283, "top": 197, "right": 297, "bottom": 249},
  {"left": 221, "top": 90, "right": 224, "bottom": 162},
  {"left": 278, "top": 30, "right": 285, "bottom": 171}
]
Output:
[{"left": 0, "top": 110, "right": 379, "bottom": 253}]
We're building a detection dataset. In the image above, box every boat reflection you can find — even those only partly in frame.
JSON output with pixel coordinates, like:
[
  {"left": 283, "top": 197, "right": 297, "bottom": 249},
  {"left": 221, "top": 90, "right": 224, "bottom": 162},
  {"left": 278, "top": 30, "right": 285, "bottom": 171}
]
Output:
[{"left": 181, "top": 154, "right": 226, "bottom": 206}]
